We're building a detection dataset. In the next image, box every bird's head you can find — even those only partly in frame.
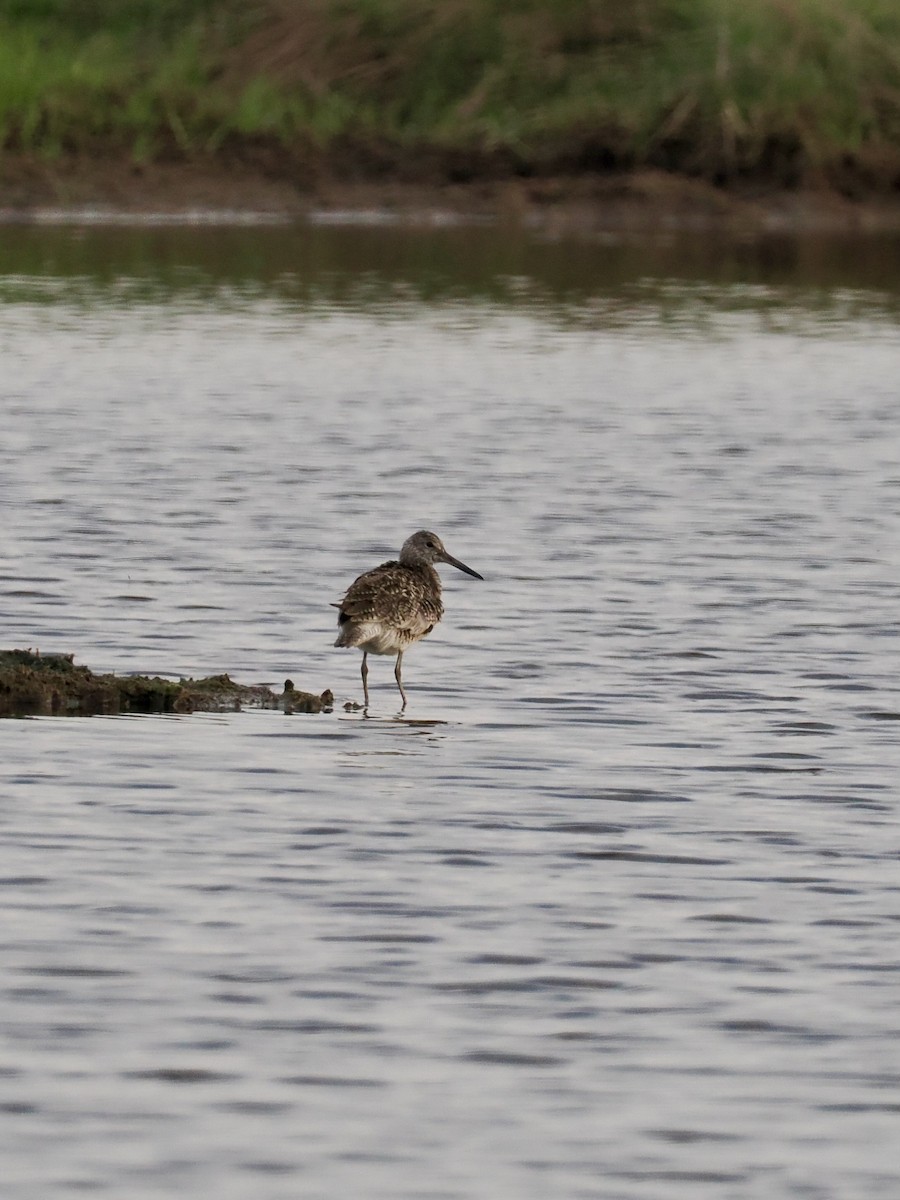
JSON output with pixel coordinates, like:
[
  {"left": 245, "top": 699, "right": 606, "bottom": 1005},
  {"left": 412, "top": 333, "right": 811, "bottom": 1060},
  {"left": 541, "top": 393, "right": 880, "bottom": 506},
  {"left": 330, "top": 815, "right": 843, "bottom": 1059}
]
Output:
[{"left": 399, "top": 531, "right": 483, "bottom": 579}]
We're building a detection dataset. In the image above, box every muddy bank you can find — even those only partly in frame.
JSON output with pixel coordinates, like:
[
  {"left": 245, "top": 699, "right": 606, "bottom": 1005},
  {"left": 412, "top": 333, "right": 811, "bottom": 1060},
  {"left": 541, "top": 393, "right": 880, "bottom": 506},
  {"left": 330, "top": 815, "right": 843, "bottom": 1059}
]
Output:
[
  {"left": 0, "top": 650, "right": 333, "bottom": 718},
  {"left": 2, "top": 154, "right": 900, "bottom": 233}
]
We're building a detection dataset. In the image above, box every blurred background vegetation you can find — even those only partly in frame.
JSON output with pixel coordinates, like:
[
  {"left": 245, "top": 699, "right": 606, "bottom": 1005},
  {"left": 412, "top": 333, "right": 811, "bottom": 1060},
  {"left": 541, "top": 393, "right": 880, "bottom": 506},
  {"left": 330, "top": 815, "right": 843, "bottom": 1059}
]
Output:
[{"left": 1, "top": 0, "right": 899, "bottom": 189}]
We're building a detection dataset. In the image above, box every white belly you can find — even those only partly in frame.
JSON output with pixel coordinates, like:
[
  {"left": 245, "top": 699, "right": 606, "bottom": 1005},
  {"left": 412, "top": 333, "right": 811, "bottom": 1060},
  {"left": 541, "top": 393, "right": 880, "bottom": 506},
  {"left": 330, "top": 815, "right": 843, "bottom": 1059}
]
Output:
[{"left": 355, "top": 623, "right": 414, "bottom": 656}]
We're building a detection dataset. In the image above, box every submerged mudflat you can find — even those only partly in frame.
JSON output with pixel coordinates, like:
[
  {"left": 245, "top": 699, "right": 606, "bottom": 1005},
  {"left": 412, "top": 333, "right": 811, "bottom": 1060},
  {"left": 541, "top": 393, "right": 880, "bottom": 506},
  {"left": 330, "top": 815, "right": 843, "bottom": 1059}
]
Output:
[{"left": 0, "top": 649, "right": 332, "bottom": 718}]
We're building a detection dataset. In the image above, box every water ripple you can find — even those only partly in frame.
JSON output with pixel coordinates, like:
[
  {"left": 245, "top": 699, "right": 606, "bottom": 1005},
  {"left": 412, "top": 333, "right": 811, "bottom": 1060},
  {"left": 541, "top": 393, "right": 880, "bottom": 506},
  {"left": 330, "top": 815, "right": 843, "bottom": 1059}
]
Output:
[{"left": 1, "top": 225, "right": 899, "bottom": 1200}]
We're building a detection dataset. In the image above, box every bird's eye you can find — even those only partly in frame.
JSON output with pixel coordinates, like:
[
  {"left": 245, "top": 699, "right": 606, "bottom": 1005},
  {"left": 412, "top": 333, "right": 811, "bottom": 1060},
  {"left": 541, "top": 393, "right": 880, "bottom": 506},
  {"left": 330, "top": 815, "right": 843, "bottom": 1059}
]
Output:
[{"left": 426, "top": 541, "right": 435, "bottom": 548}]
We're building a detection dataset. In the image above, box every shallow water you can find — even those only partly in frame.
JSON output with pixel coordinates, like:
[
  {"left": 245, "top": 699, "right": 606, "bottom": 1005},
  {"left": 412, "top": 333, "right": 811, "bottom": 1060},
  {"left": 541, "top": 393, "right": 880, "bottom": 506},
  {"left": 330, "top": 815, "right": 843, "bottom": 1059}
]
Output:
[{"left": 1, "top": 221, "right": 899, "bottom": 1199}]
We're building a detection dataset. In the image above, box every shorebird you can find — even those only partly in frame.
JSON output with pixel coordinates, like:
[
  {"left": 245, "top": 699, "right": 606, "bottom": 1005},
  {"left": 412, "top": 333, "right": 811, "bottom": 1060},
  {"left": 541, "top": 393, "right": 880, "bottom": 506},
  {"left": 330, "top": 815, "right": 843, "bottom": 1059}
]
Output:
[{"left": 333, "top": 530, "right": 483, "bottom": 710}]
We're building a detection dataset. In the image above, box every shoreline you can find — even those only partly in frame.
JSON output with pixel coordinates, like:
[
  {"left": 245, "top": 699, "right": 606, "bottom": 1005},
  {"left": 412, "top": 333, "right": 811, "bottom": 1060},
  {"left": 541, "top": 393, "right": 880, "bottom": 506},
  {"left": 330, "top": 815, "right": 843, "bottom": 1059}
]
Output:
[{"left": 2, "top": 157, "right": 900, "bottom": 234}]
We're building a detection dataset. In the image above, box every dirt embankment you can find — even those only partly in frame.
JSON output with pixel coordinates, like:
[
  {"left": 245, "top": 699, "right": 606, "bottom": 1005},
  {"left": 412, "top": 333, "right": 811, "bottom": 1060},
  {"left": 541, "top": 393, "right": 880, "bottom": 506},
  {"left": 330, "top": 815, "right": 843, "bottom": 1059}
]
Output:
[
  {"left": 3, "top": 152, "right": 900, "bottom": 233},
  {"left": 4, "top": 1, "right": 900, "bottom": 229}
]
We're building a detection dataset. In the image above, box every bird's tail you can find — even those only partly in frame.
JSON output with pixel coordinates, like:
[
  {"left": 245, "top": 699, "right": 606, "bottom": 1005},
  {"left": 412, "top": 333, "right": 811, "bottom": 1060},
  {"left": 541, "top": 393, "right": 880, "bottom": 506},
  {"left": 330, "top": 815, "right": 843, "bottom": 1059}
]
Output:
[{"left": 333, "top": 608, "right": 361, "bottom": 649}]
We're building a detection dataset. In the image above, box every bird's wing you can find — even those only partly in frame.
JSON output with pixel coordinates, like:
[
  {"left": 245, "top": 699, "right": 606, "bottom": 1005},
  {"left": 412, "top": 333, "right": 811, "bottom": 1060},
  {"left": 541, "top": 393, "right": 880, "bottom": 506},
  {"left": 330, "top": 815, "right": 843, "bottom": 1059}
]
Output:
[{"left": 338, "top": 562, "right": 439, "bottom": 632}]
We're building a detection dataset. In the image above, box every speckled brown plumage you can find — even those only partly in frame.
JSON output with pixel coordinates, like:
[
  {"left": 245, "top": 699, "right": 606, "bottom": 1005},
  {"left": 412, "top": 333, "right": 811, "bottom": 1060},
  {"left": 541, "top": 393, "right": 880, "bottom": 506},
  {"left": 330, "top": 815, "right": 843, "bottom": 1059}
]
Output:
[
  {"left": 333, "top": 530, "right": 483, "bottom": 710},
  {"left": 335, "top": 559, "right": 443, "bottom": 653}
]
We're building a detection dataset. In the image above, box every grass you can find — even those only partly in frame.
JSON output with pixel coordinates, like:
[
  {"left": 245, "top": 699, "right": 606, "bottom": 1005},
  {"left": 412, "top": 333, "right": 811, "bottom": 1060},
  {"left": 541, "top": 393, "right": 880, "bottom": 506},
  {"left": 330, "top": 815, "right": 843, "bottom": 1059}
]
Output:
[{"left": 0, "top": 0, "right": 899, "bottom": 188}]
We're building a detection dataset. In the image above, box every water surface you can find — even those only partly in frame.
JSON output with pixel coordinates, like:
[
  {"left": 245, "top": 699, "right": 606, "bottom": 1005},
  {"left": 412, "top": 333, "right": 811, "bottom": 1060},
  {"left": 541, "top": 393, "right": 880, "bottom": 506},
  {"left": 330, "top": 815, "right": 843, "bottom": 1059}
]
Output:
[{"left": 1, "top": 221, "right": 899, "bottom": 1199}]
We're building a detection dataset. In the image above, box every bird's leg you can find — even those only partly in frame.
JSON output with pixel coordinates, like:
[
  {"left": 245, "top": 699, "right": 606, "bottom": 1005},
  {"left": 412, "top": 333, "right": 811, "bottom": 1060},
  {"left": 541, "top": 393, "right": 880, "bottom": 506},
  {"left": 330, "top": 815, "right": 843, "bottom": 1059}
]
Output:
[
  {"left": 394, "top": 651, "right": 408, "bottom": 711},
  {"left": 361, "top": 652, "right": 369, "bottom": 708}
]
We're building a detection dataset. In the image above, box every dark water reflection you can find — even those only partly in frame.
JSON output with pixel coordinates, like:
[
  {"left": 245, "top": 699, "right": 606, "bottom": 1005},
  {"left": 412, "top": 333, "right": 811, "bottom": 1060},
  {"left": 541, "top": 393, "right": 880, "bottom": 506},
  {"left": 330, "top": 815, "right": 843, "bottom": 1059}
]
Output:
[
  {"left": 3, "top": 221, "right": 900, "bottom": 322},
  {"left": 1, "top": 220, "right": 899, "bottom": 1199}
]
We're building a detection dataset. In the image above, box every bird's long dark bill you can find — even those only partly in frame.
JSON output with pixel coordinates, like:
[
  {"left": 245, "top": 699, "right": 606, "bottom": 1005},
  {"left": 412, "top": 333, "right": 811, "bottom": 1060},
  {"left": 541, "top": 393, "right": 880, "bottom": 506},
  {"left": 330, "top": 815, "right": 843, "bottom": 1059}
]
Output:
[{"left": 442, "top": 553, "right": 484, "bottom": 580}]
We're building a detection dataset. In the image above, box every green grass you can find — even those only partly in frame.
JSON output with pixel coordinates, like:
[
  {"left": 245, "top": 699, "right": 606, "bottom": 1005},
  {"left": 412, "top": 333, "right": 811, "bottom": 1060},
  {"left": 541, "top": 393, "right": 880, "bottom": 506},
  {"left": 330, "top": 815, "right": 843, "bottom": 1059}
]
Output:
[{"left": 1, "top": 0, "right": 899, "bottom": 186}]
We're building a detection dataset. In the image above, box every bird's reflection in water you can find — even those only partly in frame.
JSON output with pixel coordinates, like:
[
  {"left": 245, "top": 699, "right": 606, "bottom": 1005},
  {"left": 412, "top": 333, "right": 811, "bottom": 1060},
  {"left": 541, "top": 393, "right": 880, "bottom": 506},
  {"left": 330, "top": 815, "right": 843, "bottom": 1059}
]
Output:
[
  {"left": 339, "top": 712, "right": 449, "bottom": 728},
  {"left": 337, "top": 712, "right": 450, "bottom": 762}
]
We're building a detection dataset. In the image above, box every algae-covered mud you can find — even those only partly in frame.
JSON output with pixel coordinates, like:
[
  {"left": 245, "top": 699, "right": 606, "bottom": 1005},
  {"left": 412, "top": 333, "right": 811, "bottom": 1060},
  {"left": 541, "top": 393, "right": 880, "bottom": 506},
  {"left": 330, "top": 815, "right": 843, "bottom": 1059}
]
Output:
[{"left": 0, "top": 650, "right": 332, "bottom": 718}]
